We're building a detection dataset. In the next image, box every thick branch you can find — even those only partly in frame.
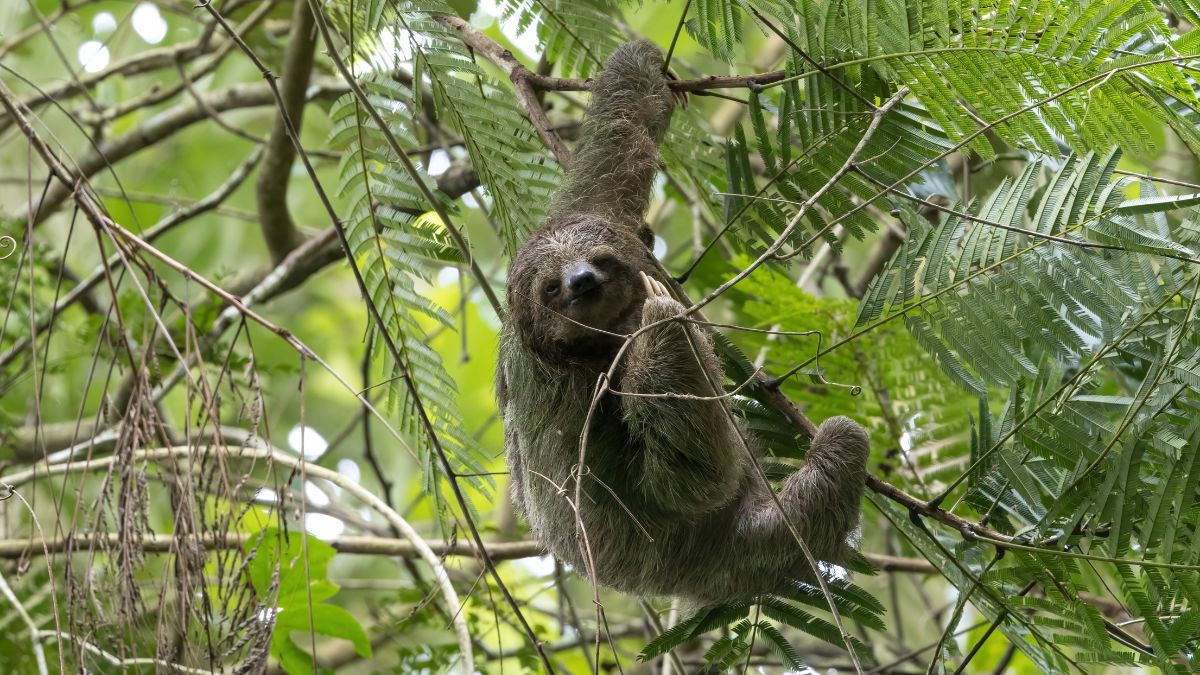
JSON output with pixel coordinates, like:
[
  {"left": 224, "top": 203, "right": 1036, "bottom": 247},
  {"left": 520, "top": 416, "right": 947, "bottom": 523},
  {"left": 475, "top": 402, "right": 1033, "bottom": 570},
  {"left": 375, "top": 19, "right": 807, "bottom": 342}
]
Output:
[
  {"left": 18, "top": 81, "right": 347, "bottom": 227},
  {"left": 0, "top": 531, "right": 935, "bottom": 573},
  {"left": 433, "top": 14, "right": 571, "bottom": 166},
  {"left": 862, "top": 471, "right": 1012, "bottom": 543},
  {"left": 255, "top": 0, "right": 317, "bottom": 263}
]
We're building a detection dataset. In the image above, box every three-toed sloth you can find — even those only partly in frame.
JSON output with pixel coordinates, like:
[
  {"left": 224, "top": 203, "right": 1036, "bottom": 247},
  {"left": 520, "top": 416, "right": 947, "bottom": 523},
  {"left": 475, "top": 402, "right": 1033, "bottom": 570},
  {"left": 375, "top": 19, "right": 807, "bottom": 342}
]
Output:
[{"left": 496, "top": 40, "right": 870, "bottom": 605}]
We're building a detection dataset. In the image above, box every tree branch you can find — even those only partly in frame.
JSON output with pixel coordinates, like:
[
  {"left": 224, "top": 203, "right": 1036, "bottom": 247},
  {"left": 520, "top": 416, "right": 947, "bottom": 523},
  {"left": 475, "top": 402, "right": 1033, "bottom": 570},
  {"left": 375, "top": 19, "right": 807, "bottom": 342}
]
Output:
[
  {"left": 0, "top": 530, "right": 936, "bottom": 573},
  {"left": 433, "top": 14, "right": 572, "bottom": 167},
  {"left": 481, "top": 66, "right": 788, "bottom": 95},
  {"left": 71, "top": 1, "right": 278, "bottom": 127},
  {"left": 17, "top": 80, "right": 347, "bottom": 227},
  {"left": 0, "top": 2, "right": 273, "bottom": 128},
  {"left": 0, "top": 532, "right": 539, "bottom": 560},
  {"left": 255, "top": 0, "right": 317, "bottom": 263},
  {"left": 0, "top": 147, "right": 264, "bottom": 373},
  {"left": 0, "top": 442, "right": 476, "bottom": 674},
  {"left": 429, "top": 15, "right": 792, "bottom": 166},
  {"left": 0, "top": 79, "right": 425, "bottom": 478},
  {"left": 0, "top": 567, "right": 49, "bottom": 675}
]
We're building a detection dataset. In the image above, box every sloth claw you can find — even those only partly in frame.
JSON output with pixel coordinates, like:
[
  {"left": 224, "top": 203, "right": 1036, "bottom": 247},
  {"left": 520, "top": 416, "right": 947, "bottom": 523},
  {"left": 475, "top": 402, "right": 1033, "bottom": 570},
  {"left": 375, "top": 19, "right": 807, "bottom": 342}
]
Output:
[{"left": 640, "top": 271, "right": 670, "bottom": 298}]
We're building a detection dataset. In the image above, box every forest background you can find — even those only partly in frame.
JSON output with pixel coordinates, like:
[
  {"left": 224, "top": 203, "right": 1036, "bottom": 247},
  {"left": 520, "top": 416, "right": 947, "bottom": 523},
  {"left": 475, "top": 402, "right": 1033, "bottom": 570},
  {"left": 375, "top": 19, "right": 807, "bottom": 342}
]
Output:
[{"left": 3, "top": 0, "right": 1200, "bottom": 673}]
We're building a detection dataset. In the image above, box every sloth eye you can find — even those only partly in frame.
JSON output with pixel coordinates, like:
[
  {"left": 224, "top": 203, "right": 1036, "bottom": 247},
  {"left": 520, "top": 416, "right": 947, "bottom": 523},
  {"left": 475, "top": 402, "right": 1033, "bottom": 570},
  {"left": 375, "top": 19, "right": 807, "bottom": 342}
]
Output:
[
  {"left": 592, "top": 251, "right": 619, "bottom": 268},
  {"left": 544, "top": 280, "right": 561, "bottom": 295}
]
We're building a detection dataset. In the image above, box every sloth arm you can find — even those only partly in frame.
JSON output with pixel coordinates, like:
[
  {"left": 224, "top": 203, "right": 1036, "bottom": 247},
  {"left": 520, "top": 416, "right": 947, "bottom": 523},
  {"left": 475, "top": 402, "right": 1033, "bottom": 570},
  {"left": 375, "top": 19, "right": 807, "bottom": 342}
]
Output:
[
  {"left": 548, "top": 39, "right": 673, "bottom": 230},
  {"left": 616, "top": 276, "right": 743, "bottom": 514}
]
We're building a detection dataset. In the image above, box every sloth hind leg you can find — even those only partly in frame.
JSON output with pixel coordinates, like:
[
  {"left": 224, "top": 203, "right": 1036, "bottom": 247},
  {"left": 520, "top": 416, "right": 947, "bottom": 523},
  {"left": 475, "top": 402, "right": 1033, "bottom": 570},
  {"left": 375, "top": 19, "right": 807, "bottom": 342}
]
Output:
[{"left": 740, "top": 417, "right": 870, "bottom": 566}]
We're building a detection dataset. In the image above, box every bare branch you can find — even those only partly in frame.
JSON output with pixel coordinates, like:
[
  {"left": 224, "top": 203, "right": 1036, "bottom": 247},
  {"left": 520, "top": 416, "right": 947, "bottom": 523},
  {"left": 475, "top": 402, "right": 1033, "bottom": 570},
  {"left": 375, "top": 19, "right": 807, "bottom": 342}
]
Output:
[
  {"left": 0, "top": 530, "right": 937, "bottom": 574},
  {"left": 34, "top": 631, "right": 212, "bottom": 675},
  {"left": 0, "top": 147, "right": 265, "bottom": 372},
  {"left": 256, "top": 0, "right": 318, "bottom": 263},
  {"left": 522, "top": 70, "right": 789, "bottom": 94},
  {"left": 0, "top": 567, "right": 48, "bottom": 675},
  {"left": 0, "top": 0, "right": 95, "bottom": 61},
  {"left": 0, "top": 532, "right": 539, "bottom": 560},
  {"left": 71, "top": 1, "right": 278, "bottom": 127},
  {"left": 434, "top": 14, "right": 572, "bottom": 166},
  {"left": 0, "top": 78, "right": 426, "bottom": 480},
  {"left": 17, "top": 80, "right": 347, "bottom": 227},
  {"left": 0, "top": 3, "right": 273, "bottom": 127},
  {"left": 1, "top": 443, "right": 475, "bottom": 673}
]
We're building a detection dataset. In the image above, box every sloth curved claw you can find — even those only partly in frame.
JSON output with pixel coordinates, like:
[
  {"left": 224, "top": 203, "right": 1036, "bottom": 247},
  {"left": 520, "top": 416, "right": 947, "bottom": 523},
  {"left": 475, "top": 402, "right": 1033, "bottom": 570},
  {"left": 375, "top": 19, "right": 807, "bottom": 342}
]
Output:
[
  {"left": 639, "top": 271, "right": 655, "bottom": 297},
  {"left": 640, "top": 271, "right": 669, "bottom": 298}
]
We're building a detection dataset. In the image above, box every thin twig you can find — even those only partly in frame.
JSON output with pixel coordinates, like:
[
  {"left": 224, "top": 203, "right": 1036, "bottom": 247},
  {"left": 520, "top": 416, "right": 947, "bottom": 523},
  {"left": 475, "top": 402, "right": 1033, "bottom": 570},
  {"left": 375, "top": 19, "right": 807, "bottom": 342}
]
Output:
[
  {"left": 0, "top": 73, "right": 450, "bottom": 550},
  {"left": 684, "top": 87, "right": 909, "bottom": 316},
  {"left": 0, "top": 566, "right": 48, "bottom": 675},
  {"left": 0, "top": 147, "right": 265, "bottom": 370},
  {"left": 39, "top": 631, "right": 215, "bottom": 675},
  {"left": 853, "top": 168, "right": 1200, "bottom": 266},
  {"left": 662, "top": 0, "right": 693, "bottom": 74},
  {"left": 434, "top": 14, "right": 571, "bottom": 167},
  {"left": 744, "top": 4, "right": 876, "bottom": 109},
  {"left": 6, "top": 442, "right": 476, "bottom": 672}
]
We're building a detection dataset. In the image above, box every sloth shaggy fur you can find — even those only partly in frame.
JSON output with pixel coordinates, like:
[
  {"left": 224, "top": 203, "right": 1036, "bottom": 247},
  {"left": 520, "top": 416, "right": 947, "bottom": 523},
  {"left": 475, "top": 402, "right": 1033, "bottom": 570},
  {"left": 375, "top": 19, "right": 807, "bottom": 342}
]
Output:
[{"left": 496, "top": 40, "right": 871, "bottom": 605}]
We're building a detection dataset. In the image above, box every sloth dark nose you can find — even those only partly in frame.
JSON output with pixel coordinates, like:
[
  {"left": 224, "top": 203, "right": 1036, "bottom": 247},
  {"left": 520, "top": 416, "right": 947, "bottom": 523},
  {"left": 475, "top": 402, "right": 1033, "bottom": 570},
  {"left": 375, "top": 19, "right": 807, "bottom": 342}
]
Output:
[{"left": 565, "top": 264, "right": 600, "bottom": 296}]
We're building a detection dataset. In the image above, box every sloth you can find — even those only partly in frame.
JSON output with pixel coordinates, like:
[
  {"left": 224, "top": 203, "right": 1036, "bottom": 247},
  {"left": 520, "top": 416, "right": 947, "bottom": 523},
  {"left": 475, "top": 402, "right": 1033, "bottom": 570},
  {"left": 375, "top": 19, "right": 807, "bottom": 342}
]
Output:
[{"left": 496, "top": 40, "right": 870, "bottom": 605}]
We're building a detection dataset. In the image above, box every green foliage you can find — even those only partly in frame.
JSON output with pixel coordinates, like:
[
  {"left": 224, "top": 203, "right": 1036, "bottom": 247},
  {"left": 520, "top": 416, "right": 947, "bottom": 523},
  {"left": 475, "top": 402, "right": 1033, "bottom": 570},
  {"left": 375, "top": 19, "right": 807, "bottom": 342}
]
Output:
[
  {"left": 7, "top": 0, "right": 1200, "bottom": 671},
  {"left": 333, "top": 99, "right": 494, "bottom": 519},
  {"left": 669, "top": 0, "right": 1200, "bottom": 278},
  {"left": 688, "top": 0, "right": 746, "bottom": 61},
  {"left": 245, "top": 528, "right": 371, "bottom": 675},
  {"left": 494, "top": 0, "right": 626, "bottom": 77},
  {"left": 636, "top": 582, "right": 885, "bottom": 668},
  {"left": 698, "top": 0, "right": 1200, "bottom": 158},
  {"left": 859, "top": 150, "right": 1192, "bottom": 393},
  {"left": 855, "top": 146, "right": 1200, "bottom": 670},
  {"left": 328, "top": 0, "right": 575, "bottom": 521}
]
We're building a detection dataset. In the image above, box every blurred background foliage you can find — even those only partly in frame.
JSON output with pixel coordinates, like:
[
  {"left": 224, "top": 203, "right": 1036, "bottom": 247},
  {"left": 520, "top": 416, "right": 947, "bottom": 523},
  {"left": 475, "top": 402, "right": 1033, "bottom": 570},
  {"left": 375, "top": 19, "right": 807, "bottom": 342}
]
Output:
[{"left": 2, "top": 0, "right": 1200, "bottom": 673}]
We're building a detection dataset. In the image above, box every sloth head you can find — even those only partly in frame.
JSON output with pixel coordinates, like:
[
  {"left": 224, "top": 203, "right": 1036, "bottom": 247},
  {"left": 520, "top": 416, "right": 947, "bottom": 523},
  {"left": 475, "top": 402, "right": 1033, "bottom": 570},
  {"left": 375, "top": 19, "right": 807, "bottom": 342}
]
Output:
[{"left": 507, "top": 215, "right": 658, "bottom": 364}]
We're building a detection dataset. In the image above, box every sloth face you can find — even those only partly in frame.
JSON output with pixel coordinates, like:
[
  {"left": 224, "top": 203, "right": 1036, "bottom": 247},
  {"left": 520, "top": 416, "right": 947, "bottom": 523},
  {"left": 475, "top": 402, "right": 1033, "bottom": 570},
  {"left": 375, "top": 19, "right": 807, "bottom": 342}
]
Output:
[{"left": 508, "top": 215, "right": 656, "bottom": 362}]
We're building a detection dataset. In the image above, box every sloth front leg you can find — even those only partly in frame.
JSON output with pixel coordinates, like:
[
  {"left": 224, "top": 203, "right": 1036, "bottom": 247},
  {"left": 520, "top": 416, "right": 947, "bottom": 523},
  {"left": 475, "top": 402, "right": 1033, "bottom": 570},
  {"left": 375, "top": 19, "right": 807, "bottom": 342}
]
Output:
[{"left": 616, "top": 272, "right": 742, "bottom": 514}]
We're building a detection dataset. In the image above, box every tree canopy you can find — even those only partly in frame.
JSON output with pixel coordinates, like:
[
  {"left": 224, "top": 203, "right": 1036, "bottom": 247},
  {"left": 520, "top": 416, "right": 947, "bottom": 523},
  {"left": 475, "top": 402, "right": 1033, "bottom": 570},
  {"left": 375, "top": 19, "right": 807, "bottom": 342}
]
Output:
[{"left": 3, "top": 0, "right": 1200, "bottom": 673}]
